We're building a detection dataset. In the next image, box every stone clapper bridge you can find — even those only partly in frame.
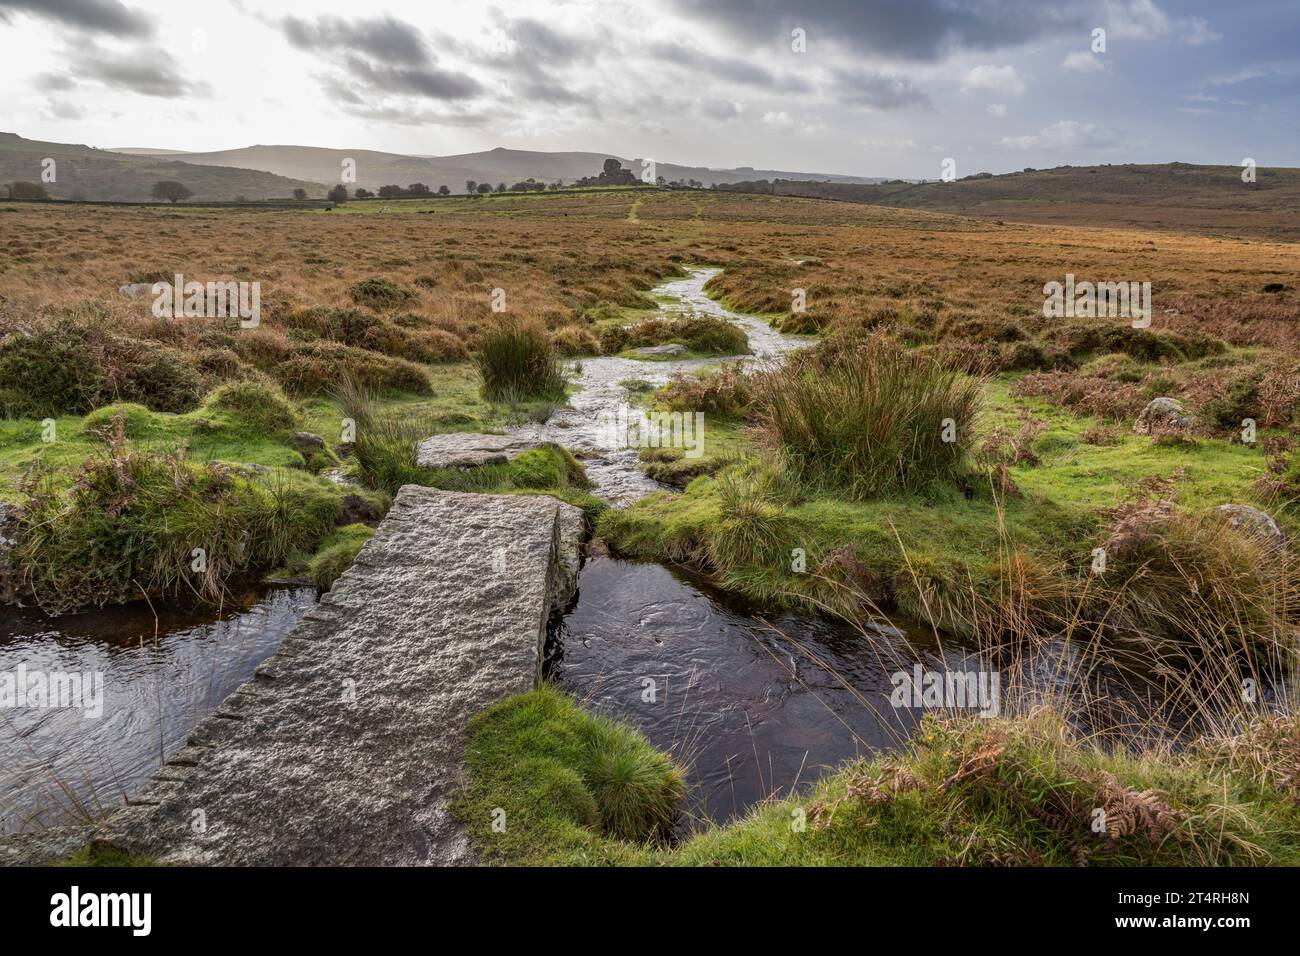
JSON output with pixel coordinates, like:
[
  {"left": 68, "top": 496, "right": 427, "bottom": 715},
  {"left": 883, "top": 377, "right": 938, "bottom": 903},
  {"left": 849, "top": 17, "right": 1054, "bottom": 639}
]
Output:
[{"left": 3, "top": 484, "right": 584, "bottom": 866}]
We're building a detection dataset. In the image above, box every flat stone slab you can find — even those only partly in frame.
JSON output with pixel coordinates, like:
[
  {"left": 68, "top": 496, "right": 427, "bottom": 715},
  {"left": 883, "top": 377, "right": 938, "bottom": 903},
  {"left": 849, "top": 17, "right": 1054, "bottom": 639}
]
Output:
[
  {"left": 631, "top": 343, "right": 687, "bottom": 358},
  {"left": 48, "top": 486, "right": 584, "bottom": 866},
  {"left": 416, "top": 430, "right": 551, "bottom": 468}
]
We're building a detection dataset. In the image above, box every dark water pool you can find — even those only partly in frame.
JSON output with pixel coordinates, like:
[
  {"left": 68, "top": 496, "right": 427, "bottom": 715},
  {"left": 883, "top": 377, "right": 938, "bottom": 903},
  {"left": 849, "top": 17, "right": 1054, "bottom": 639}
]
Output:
[
  {"left": 547, "top": 557, "right": 985, "bottom": 828},
  {"left": 0, "top": 586, "right": 315, "bottom": 833}
]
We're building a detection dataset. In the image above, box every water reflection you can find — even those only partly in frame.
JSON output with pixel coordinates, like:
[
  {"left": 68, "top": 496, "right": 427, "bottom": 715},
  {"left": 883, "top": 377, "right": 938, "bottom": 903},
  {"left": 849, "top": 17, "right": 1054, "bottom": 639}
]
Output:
[{"left": 0, "top": 586, "right": 315, "bottom": 833}]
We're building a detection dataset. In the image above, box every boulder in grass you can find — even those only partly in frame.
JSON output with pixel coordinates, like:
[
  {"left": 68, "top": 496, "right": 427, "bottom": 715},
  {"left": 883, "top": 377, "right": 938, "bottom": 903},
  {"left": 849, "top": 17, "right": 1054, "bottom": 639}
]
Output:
[
  {"left": 1216, "top": 504, "right": 1284, "bottom": 547},
  {"left": 631, "top": 343, "right": 687, "bottom": 358},
  {"left": 1135, "top": 397, "right": 1194, "bottom": 434},
  {"left": 291, "top": 431, "right": 326, "bottom": 452},
  {"left": 119, "top": 282, "right": 157, "bottom": 300}
]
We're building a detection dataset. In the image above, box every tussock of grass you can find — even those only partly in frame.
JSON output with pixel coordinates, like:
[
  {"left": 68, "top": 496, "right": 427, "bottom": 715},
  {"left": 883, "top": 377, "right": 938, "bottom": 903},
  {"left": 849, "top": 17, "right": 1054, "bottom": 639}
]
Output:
[
  {"left": 474, "top": 320, "right": 568, "bottom": 403},
  {"left": 204, "top": 379, "right": 300, "bottom": 434},
  {"left": 1092, "top": 500, "right": 1299, "bottom": 659},
  {"left": 760, "top": 335, "right": 982, "bottom": 500},
  {"left": 13, "top": 414, "right": 342, "bottom": 612},
  {"left": 599, "top": 314, "right": 749, "bottom": 356},
  {"left": 453, "top": 686, "right": 686, "bottom": 864},
  {"left": 348, "top": 277, "right": 417, "bottom": 309}
]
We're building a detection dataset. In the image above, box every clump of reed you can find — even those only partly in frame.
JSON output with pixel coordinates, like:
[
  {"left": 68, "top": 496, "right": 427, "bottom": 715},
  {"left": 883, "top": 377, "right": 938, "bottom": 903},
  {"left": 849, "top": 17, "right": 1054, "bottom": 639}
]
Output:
[
  {"left": 758, "top": 334, "right": 982, "bottom": 500},
  {"left": 474, "top": 319, "right": 568, "bottom": 403}
]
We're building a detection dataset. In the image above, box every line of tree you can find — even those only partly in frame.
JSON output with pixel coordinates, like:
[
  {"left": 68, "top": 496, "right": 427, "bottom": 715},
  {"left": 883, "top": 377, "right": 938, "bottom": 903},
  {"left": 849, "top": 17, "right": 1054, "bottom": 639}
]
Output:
[
  {"left": 373, "top": 183, "right": 452, "bottom": 198},
  {"left": 151, "top": 181, "right": 192, "bottom": 202}
]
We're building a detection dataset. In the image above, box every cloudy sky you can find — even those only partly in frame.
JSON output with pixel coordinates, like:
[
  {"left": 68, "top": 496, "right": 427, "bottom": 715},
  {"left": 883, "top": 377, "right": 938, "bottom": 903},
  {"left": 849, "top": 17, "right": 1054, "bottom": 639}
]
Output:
[{"left": 1, "top": 0, "right": 1296, "bottom": 177}]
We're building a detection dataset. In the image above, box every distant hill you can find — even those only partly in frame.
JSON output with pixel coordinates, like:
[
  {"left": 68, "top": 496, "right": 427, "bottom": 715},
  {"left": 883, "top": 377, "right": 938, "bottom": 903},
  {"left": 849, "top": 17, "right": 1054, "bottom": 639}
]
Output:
[
  {"left": 106, "top": 147, "right": 192, "bottom": 155},
  {"left": 112, "top": 143, "right": 886, "bottom": 192},
  {"left": 716, "top": 163, "right": 1300, "bottom": 241},
  {"left": 0, "top": 132, "right": 324, "bottom": 201}
]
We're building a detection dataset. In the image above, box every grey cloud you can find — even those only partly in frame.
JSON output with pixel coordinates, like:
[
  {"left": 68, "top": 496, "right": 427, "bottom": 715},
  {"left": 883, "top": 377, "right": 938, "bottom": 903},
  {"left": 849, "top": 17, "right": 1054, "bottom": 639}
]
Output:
[
  {"left": 519, "top": 79, "right": 587, "bottom": 105},
  {"left": 33, "top": 71, "right": 78, "bottom": 91},
  {"left": 74, "top": 48, "right": 208, "bottom": 97},
  {"left": 282, "top": 14, "right": 430, "bottom": 67},
  {"left": 832, "top": 69, "right": 933, "bottom": 109},
  {"left": 280, "top": 15, "right": 482, "bottom": 104},
  {"left": 496, "top": 15, "right": 583, "bottom": 62},
  {"left": 341, "top": 55, "right": 482, "bottom": 100},
  {"left": 701, "top": 99, "right": 744, "bottom": 120},
  {"left": 0, "top": 0, "right": 152, "bottom": 38},
  {"left": 669, "top": 0, "right": 1096, "bottom": 61},
  {"left": 646, "top": 40, "right": 811, "bottom": 92},
  {"left": 43, "top": 99, "right": 86, "bottom": 119},
  {"left": 317, "top": 74, "right": 366, "bottom": 106}
]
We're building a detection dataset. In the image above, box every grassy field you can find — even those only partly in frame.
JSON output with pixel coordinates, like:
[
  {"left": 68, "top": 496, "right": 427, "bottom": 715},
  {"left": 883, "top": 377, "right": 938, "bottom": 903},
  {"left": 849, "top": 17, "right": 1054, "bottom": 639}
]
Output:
[{"left": 3, "top": 187, "right": 1298, "bottom": 864}]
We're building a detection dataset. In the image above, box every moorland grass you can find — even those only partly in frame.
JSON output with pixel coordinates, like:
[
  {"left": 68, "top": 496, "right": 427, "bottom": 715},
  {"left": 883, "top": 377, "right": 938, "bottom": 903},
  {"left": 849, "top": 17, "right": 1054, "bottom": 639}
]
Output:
[
  {"left": 458, "top": 688, "right": 1300, "bottom": 866},
  {"left": 13, "top": 417, "right": 343, "bottom": 612}
]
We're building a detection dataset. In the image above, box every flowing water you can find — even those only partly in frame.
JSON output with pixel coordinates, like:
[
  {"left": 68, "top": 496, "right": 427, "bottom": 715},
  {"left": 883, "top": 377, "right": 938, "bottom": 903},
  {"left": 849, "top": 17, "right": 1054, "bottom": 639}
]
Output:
[
  {"left": 0, "top": 586, "right": 314, "bottom": 833},
  {"left": 541, "top": 268, "right": 974, "bottom": 826},
  {"left": 506, "top": 266, "right": 812, "bottom": 503},
  {"left": 548, "top": 558, "right": 983, "bottom": 828}
]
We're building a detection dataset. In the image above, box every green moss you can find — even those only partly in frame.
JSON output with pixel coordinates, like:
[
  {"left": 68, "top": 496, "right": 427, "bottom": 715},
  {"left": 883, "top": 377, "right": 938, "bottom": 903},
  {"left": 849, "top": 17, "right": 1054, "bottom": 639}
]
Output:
[
  {"left": 452, "top": 686, "right": 686, "bottom": 865},
  {"left": 49, "top": 843, "right": 161, "bottom": 867},
  {"left": 203, "top": 379, "right": 300, "bottom": 434},
  {"left": 305, "top": 523, "right": 375, "bottom": 590},
  {"left": 415, "top": 445, "right": 589, "bottom": 495}
]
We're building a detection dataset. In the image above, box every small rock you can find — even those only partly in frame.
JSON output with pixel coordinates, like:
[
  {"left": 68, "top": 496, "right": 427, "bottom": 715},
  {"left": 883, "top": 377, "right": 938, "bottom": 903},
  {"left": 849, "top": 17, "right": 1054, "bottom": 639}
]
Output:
[
  {"left": 1216, "top": 504, "right": 1284, "bottom": 545},
  {"left": 631, "top": 343, "right": 687, "bottom": 358},
  {"left": 1135, "top": 397, "right": 1194, "bottom": 434},
  {"left": 338, "top": 493, "right": 382, "bottom": 526},
  {"left": 291, "top": 431, "right": 326, "bottom": 452},
  {"left": 119, "top": 282, "right": 157, "bottom": 300}
]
